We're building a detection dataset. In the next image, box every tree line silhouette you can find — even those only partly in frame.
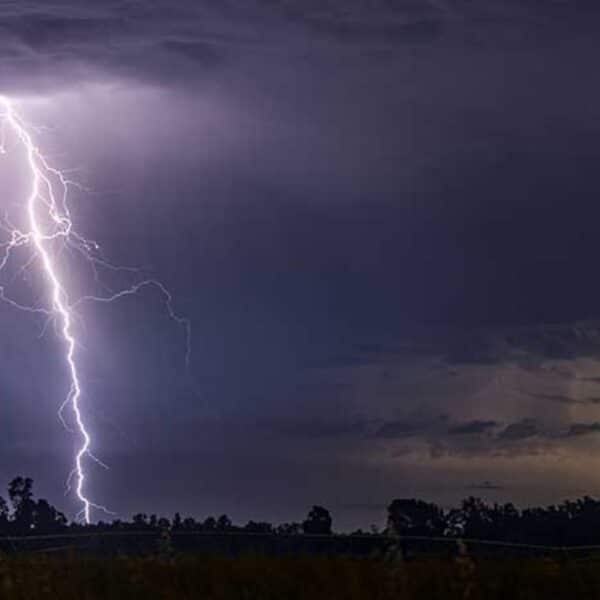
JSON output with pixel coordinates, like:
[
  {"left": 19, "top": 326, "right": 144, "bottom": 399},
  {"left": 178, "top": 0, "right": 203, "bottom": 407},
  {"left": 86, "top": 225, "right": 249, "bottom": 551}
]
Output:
[{"left": 5, "top": 476, "right": 600, "bottom": 546}]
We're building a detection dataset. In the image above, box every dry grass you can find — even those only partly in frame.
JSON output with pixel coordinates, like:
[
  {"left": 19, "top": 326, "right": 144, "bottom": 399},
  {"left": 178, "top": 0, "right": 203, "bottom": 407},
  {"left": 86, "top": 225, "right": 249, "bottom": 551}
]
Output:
[{"left": 0, "top": 554, "right": 598, "bottom": 599}]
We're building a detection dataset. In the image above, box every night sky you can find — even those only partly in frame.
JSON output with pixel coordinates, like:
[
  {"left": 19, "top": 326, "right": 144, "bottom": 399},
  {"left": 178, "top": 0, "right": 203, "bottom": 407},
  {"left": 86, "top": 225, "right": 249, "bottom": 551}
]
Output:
[{"left": 1, "top": 1, "right": 600, "bottom": 530}]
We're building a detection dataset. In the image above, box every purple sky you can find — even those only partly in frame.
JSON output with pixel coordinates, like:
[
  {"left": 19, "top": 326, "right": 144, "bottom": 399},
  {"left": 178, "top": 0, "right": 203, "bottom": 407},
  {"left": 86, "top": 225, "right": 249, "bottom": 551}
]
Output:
[{"left": 1, "top": 1, "right": 600, "bottom": 530}]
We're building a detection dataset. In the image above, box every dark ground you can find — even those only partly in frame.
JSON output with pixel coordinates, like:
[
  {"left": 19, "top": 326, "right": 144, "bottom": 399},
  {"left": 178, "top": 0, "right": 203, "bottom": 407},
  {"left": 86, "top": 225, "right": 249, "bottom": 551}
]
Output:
[{"left": 1, "top": 554, "right": 600, "bottom": 599}]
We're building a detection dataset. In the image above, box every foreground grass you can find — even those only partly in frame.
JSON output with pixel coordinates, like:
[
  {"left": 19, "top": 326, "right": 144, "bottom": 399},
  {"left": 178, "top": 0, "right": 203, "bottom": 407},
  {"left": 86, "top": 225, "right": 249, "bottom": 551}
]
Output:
[{"left": 0, "top": 554, "right": 599, "bottom": 599}]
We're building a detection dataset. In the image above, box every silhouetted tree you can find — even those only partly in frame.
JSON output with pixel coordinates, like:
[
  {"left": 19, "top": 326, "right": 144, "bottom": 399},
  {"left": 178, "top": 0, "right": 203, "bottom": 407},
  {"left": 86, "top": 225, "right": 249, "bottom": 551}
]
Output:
[
  {"left": 216, "top": 514, "right": 232, "bottom": 532},
  {"left": 0, "top": 496, "right": 8, "bottom": 534},
  {"left": 302, "top": 506, "right": 332, "bottom": 535},
  {"left": 12, "top": 472, "right": 600, "bottom": 550},
  {"left": 132, "top": 513, "right": 149, "bottom": 529},
  {"left": 387, "top": 499, "right": 445, "bottom": 536},
  {"left": 9, "top": 477, "right": 36, "bottom": 534},
  {"left": 244, "top": 521, "right": 273, "bottom": 534},
  {"left": 182, "top": 517, "right": 197, "bottom": 530},
  {"left": 5, "top": 478, "right": 66, "bottom": 535},
  {"left": 563, "top": 497, "right": 600, "bottom": 545},
  {"left": 172, "top": 512, "right": 182, "bottom": 530},
  {"left": 276, "top": 522, "right": 302, "bottom": 535},
  {"left": 446, "top": 497, "right": 497, "bottom": 539},
  {"left": 33, "top": 499, "right": 67, "bottom": 533}
]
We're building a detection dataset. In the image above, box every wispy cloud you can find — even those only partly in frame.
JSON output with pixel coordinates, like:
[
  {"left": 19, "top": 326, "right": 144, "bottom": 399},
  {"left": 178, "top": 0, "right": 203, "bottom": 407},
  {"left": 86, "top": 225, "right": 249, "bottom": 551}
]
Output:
[{"left": 449, "top": 420, "right": 498, "bottom": 435}]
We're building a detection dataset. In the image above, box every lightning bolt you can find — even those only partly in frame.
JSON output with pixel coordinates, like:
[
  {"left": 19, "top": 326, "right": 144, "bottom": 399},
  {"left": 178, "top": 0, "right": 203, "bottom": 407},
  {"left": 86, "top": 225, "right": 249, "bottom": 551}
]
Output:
[{"left": 0, "top": 96, "right": 191, "bottom": 523}]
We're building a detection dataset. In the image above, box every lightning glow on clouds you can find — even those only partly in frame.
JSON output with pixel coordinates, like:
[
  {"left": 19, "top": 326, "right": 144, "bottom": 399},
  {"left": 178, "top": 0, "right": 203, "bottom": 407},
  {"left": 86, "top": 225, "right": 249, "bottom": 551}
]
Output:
[{"left": 0, "top": 96, "right": 190, "bottom": 523}]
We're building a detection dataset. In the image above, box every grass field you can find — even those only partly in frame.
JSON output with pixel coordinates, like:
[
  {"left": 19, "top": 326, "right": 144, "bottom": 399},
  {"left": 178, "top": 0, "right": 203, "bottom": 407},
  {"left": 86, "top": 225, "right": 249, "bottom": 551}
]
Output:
[{"left": 0, "top": 554, "right": 599, "bottom": 599}]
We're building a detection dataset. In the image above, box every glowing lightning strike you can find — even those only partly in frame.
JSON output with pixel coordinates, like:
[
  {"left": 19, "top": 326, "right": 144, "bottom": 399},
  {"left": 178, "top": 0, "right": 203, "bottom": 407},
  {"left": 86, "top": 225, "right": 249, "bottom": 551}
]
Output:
[{"left": 0, "top": 96, "right": 191, "bottom": 524}]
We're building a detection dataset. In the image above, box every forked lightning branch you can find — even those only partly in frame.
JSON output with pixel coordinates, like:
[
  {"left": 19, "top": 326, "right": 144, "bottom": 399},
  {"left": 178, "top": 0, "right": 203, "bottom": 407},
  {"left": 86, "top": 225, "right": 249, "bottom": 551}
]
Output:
[{"left": 0, "top": 96, "right": 190, "bottom": 523}]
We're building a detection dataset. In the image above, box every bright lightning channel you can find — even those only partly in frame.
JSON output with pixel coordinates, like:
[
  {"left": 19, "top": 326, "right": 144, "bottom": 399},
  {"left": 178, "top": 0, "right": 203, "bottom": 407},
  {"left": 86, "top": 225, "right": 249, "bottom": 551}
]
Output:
[{"left": 0, "top": 96, "right": 191, "bottom": 524}]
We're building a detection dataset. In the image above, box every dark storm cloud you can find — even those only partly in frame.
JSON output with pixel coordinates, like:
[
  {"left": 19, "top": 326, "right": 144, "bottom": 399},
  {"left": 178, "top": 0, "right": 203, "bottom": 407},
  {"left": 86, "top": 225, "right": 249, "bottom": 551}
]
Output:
[
  {"left": 1, "top": 0, "right": 600, "bottom": 93},
  {"left": 468, "top": 481, "right": 505, "bottom": 491},
  {"left": 256, "top": 404, "right": 600, "bottom": 457},
  {"left": 417, "top": 422, "right": 596, "bottom": 463},
  {"left": 304, "top": 320, "right": 600, "bottom": 376},
  {"left": 438, "top": 322, "right": 600, "bottom": 367},
  {"left": 448, "top": 420, "right": 498, "bottom": 435},
  {"left": 562, "top": 423, "right": 600, "bottom": 438},
  {"left": 374, "top": 420, "right": 425, "bottom": 439},
  {"left": 497, "top": 419, "right": 540, "bottom": 441},
  {"left": 524, "top": 392, "right": 600, "bottom": 406},
  {"left": 372, "top": 417, "right": 446, "bottom": 440},
  {"left": 289, "top": 11, "right": 445, "bottom": 44},
  {"left": 161, "top": 40, "right": 223, "bottom": 66},
  {"left": 442, "top": 335, "right": 508, "bottom": 366},
  {"left": 1, "top": 14, "right": 119, "bottom": 52},
  {"left": 374, "top": 417, "right": 528, "bottom": 445},
  {"left": 374, "top": 415, "right": 600, "bottom": 454},
  {"left": 448, "top": 419, "right": 600, "bottom": 445},
  {"left": 0, "top": 2, "right": 242, "bottom": 91},
  {"left": 261, "top": 418, "right": 368, "bottom": 439}
]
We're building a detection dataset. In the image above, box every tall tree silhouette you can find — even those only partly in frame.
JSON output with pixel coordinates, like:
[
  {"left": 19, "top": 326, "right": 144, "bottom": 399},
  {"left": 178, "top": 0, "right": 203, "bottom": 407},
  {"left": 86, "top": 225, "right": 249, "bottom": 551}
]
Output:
[
  {"left": 0, "top": 495, "right": 8, "bottom": 534},
  {"left": 9, "top": 477, "right": 35, "bottom": 534},
  {"left": 8, "top": 477, "right": 66, "bottom": 534},
  {"left": 216, "top": 515, "right": 232, "bottom": 532},
  {"left": 387, "top": 499, "right": 445, "bottom": 536},
  {"left": 302, "top": 506, "right": 332, "bottom": 535},
  {"left": 33, "top": 499, "right": 67, "bottom": 533}
]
